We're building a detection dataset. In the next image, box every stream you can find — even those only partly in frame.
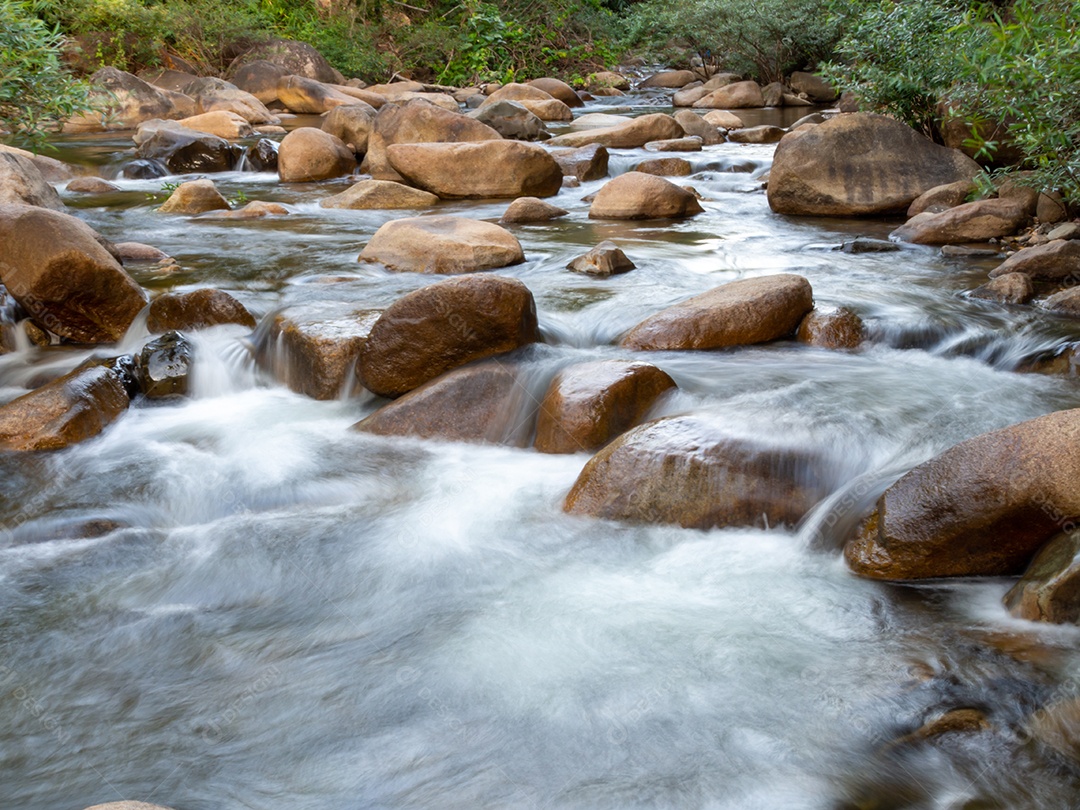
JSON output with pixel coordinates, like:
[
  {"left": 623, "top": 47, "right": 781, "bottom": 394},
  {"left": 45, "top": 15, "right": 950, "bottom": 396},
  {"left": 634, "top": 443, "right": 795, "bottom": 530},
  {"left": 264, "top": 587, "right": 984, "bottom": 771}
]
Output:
[{"left": 2, "top": 93, "right": 1080, "bottom": 809}]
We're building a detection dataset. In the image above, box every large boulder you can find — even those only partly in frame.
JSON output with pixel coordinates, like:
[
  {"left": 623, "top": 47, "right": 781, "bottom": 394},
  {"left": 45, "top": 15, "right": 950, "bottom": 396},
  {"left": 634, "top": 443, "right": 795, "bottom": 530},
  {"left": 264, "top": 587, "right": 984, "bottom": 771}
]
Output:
[
  {"left": 767, "top": 113, "right": 981, "bottom": 217},
  {"left": 386, "top": 141, "right": 562, "bottom": 199},
  {"left": 788, "top": 72, "right": 838, "bottom": 103},
  {"left": 358, "top": 215, "right": 523, "bottom": 274},
  {"left": 0, "top": 205, "right": 147, "bottom": 343},
  {"left": 845, "top": 408, "right": 1080, "bottom": 579},
  {"left": 692, "top": 80, "right": 765, "bottom": 109},
  {"left": 479, "top": 83, "right": 571, "bottom": 121},
  {"left": 672, "top": 110, "right": 724, "bottom": 145},
  {"left": 641, "top": 70, "right": 698, "bottom": 89},
  {"left": 891, "top": 198, "right": 1031, "bottom": 244},
  {"left": 1003, "top": 532, "right": 1080, "bottom": 624},
  {"left": 362, "top": 99, "right": 501, "bottom": 181},
  {"left": 589, "top": 172, "right": 703, "bottom": 220},
  {"left": 147, "top": 289, "right": 255, "bottom": 333},
  {"left": 796, "top": 307, "right": 864, "bottom": 349},
  {"left": 526, "top": 77, "right": 583, "bottom": 108},
  {"left": 970, "top": 272, "right": 1034, "bottom": 305},
  {"left": 535, "top": 360, "right": 676, "bottom": 454},
  {"left": 0, "top": 365, "right": 129, "bottom": 452},
  {"left": 0, "top": 144, "right": 74, "bottom": 184},
  {"left": 356, "top": 274, "right": 540, "bottom": 398},
  {"left": 469, "top": 100, "right": 547, "bottom": 141},
  {"left": 134, "top": 119, "right": 240, "bottom": 173},
  {"left": 175, "top": 110, "right": 253, "bottom": 139},
  {"left": 545, "top": 114, "right": 684, "bottom": 149},
  {"left": 702, "top": 110, "right": 746, "bottom": 130},
  {"left": 621, "top": 274, "right": 813, "bottom": 351},
  {"left": 552, "top": 144, "right": 609, "bottom": 182},
  {"left": 228, "top": 59, "right": 288, "bottom": 104},
  {"left": 158, "top": 179, "right": 231, "bottom": 214},
  {"left": 321, "top": 103, "right": 378, "bottom": 153},
  {"left": 673, "top": 85, "right": 711, "bottom": 107},
  {"left": 63, "top": 68, "right": 178, "bottom": 132},
  {"left": 988, "top": 240, "right": 1080, "bottom": 281},
  {"left": 566, "top": 241, "right": 635, "bottom": 276},
  {"left": 320, "top": 179, "right": 438, "bottom": 210},
  {"left": 229, "top": 39, "right": 339, "bottom": 84},
  {"left": 563, "top": 415, "right": 834, "bottom": 529},
  {"left": 182, "top": 77, "right": 277, "bottom": 125},
  {"left": 277, "top": 128, "right": 356, "bottom": 182},
  {"left": 907, "top": 180, "right": 977, "bottom": 217},
  {"left": 135, "top": 331, "right": 192, "bottom": 399},
  {"left": 355, "top": 362, "right": 533, "bottom": 446},
  {"left": 276, "top": 75, "right": 361, "bottom": 114},
  {"left": 1041, "top": 287, "right": 1080, "bottom": 317},
  {"left": 0, "top": 152, "right": 64, "bottom": 210}
]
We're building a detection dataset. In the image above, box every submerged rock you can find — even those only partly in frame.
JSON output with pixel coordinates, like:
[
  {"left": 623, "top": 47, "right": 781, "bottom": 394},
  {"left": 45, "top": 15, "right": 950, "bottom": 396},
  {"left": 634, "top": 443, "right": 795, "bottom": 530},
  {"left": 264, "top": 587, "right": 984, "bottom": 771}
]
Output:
[
  {"left": 796, "top": 307, "right": 864, "bottom": 349},
  {"left": 134, "top": 119, "right": 241, "bottom": 174},
  {"left": 358, "top": 216, "right": 523, "bottom": 274},
  {"left": 552, "top": 144, "right": 609, "bottom": 182},
  {"left": 535, "top": 360, "right": 675, "bottom": 454},
  {"left": 566, "top": 241, "right": 636, "bottom": 276},
  {"left": 136, "top": 331, "right": 193, "bottom": 398},
  {"left": 1004, "top": 531, "right": 1080, "bottom": 623},
  {"left": 320, "top": 180, "right": 438, "bottom": 210},
  {"left": 158, "top": 179, "right": 230, "bottom": 214}
]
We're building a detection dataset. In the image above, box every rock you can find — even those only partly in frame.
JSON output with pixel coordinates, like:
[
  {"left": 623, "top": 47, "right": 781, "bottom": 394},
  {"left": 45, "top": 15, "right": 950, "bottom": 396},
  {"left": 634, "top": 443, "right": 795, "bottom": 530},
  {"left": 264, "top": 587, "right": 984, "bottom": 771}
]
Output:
[
  {"left": 586, "top": 71, "right": 630, "bottom": 92},
  {"left": 692, "top": 81, "right": 765, "bottom": 109},
  {"left": 840, "top": 237, "right": 900, "bottom": 254},
  {"left": 589, "top": 172, "right": 703, "bottom": 220},
  {"left": 355, "top": 362, "right": 533, "bottom": 446},
  {"left": 158, "top": 179, "right": 230, "bottom": 214},
  {"left": 673, "top": 85, "right": 711, "bottom": 107},
  {"left": 634, "top": 158, "right": 693, "bottom": 177},
  {"left": 500, "top": 197, "right": 567, "bottom": 224},
  {"left": 796, "top": 307, "right": 863, "bottom": 349},
  {"left": 941, "top": 245, "right": 1001, "bottom": 257},
  {"left": 1041, "top": 287, "right": 1080, "bottom": 317},
  {"left": 727, "top": 125, "right": 785, "bottom": 144},
  {"left": 788, "top": 72, "right": 838, "bottom": 103},
  {"left": 989, "top": 240, "right": 1080, "bottom": 281},
  {"left": 468, "top": 100, "right": 546, "bottom": 141},
  {"left": 479, "top": 83, "right": 555, "bottom": 109},
  {"left": 0, "top": 365, "right": 130, "bottom": 452},
  {"left": 228, "top": 60, "right": 288, "bottom": 104},
  {"left": 761, "top": 82, "right": 785, "bottom": 107},
  {"left": 545, "top": 114, "right": 684, "bottom": 149},
  {"left": 621, "top": 274, "right": 813, "bottom": 351},
  {"left": 767, "top": 113, "right": 981, "bottom": 217},
  {"left": 264, "top": 303, "right": 380, "bottom": 400},
  {"left": 939, "top": 100, "right": 1023, "bottom": 168},
  {"left": 845, "top": 407, "right": 1080, "bottom": 579},
  {"left": 672, "top": 111, "right": 724, "bottom": 145},
  {"left": 147, "top": 289, "right": 255, "bottom": 333},
  {"left": 892, "top": 198, "right": 1032, "bottom": 244},
  {"left": 66, "top": 177, "right": 121, "bottom": 194},
  {"left": 645, "top": 137, "right": 703, "bottom": 152},
  {"left": 386, "top": 141, "right": 562, "bottom": 199},
  {"left": 113, "top": 242, "right": 170, "bottom": 263},
  {"left": 276, "top": 75, "right": 360, "bottom": 114},
  {"left": 229, "top": 39, "right": 339, "bottom": 84},
  {"left": 0, "top": 152, "right": 64, "bottom": 210},
  {"left": 362, "top": 99, "right": 501, "bottom": 182},
  {"left": 63, "top": 68, "right": 177, "bottom": 132},
  {"left": 784, "top": 92, "right": 814, "bottom": 108},
  {"left": 563, "top": 414, "right": 834, "bottom": 529},
  {"left": 970, "top": 272, "right": 1034, "bottom": 304},
  {"left": 244, "top": 138, "right": 279, "bottom": 172},
  {"left": 327, "top": 84, "right": 388, "bottom": 109},
  {"left": 703, "top": 72, "right": 744, "bottom": 89},
  {"left": 1038, "top": 192, "right": 1069, "bottom": 224},
  {"left": 642, "top": 70, "right": 698, "bottom": 89},
  {"left": 1048, "top": 222, "right": 1080, "bottom": 241},
  {"left": 0, "top": 205, "right": 146, "bottom": 343},
  {"left": 356, "top": 274, "right": 540, "bottom": 397},
  {"left": 996, "top": 178, "right": 1040, "bottom": 215},
  {"left": 182, "top": 77, "right": 277, "bottom": 125},
  {"left": 208, "top": 201, "right": 289, "bottom": 219},
  {"left": 566, "top": 241, "right": 636, "bottom": 276},
  {"left": 135, "top": 331, "right": 192, "bottom": 398},
  {"left": 891, "top": 709, "right": 992, "bottom": 747},
  {"left": 535, "top": 361, "right": 674, "bottom": 454},
  {"left": 133, "top": 120, "right": 240, "bottom": 174},
  {"left": 320, "top": 179, "right": 438, "bottom": 210},
  {"left": 702, "top": 110, "right": 745, "bottom": 129},
  {"left": 789, "top": 113, "right": 826, "bottom": 130},
  {"left": 176, "top": 110, "right": 253, "bottom": 139},
  {"left": 907, "top": 180, "right": 977, "bottom": 217},
  {"left": 320, "top": 102, "right": 378, "bottom": 150},
  {"left": 1003, "top": 531, "right": 1080, "bottom": 623},
  {"left": 359, "top": 215, "right": 523, "bottom": 274},
  {"left": 526, "top": 77, "right": 584, "bottom": 108},
  {"left": 120, "top": 160, "right": 168, "bottom": 179},
  {"left": 1024, "top": 696, "right": 1080, "bottom": 761},
  {"left": 552, "top": 144, "right": 609, "bottom": 182},
  {"left": 0, "top": 144, "right": 75, "bottom": 183},
  {"left": 277, "top": 128, "right": 356, "bottom": 182},
  {"left": 365, "top": 81, "right": 426, "bottom": 98}
]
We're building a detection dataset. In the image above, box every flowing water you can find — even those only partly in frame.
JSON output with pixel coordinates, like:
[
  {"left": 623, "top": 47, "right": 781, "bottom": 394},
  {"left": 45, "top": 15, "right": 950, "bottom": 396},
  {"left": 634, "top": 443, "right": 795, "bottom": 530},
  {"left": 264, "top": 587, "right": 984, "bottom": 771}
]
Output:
[{"left": 2, "top": 95, "right": 1080, "bottom": 810}]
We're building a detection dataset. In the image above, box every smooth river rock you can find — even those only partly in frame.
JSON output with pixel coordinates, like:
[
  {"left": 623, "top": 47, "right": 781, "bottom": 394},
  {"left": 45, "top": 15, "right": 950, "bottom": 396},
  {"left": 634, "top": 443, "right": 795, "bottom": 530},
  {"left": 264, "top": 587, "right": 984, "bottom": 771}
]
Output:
[
  {"left": 147, "top": 289, "right": 255, "bottom": 333},
  {"left": 989, "top": 240, "right": 1080, "bottom": 281},
  {"left": 545, "top": 114, "right": 684, "bottom": 149},
  {"left": 1003, "top": 531, "right": 1080, "bottom": 624},
  {"left": 386, "top": 141, "right": 563, "bottom": 199},
  {"left": 891, "top": 198, "right": 1031, "bottom": 245},
  {"left": 320, "top": 180, "right": 438, "bottom": 210},
  {"left": 0, "top": 152, "right": 64, "bottom": 210},
  {"left": 277, "top": 128, "right": 356, "bottom": 182},
  {"left": 358, "top": 216, "right": 523, "bottom": 274},
  {"left": 589, "top": 172, "right": 703, "bottom": 220}
]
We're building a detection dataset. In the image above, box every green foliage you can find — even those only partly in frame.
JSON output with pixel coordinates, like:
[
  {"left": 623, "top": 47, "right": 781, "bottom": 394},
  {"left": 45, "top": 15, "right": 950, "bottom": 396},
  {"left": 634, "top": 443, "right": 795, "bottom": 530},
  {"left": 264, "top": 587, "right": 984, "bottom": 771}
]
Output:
[
  {"left": 0, "top": 1, "right": 93, "bottom": 149},
  {"left": 623, "top": 0, "right": 847, "bottom": 84}
]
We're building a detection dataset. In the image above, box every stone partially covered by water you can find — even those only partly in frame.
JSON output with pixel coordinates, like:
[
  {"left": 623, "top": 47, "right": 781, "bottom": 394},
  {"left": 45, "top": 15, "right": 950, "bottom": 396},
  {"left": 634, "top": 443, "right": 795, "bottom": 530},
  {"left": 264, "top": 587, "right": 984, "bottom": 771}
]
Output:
[{"left": 135, "top": 331, "right": 193, "bottom": 398}]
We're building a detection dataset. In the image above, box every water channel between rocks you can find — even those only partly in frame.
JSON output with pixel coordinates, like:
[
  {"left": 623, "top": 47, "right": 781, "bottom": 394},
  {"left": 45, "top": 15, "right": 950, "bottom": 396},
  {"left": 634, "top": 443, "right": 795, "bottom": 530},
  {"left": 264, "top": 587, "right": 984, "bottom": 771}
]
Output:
[{"left": 2, "top": 98, "right": 1080, "bottom": 809}]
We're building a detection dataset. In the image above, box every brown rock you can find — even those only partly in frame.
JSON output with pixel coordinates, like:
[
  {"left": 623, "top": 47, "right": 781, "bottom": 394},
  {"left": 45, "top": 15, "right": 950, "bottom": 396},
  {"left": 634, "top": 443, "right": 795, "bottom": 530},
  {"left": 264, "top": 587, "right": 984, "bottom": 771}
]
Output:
[
  {"left": 634, "top": 158, "right": 692, "bottom": 177},
  {"left": 355, "top": 362, "right": 533, "bottom": 446},
  {"left": 230, "top": 39, "right": 340, "bottom": 84},
  {"left": 176, "top": 110, "right": 253, "bottom": 138},
  {"left": 621, "top": 274, "right": 813, "bottom": 351},
  {"left": 727, "top": 125, "right": 785, "bottom": 144},
  {"left": 1004, "top": 531, "right": 1080, "bottom": 623},
  {"left": 0, "top": 365, "right": 129, "bottom": 452},
  {"left": 183, "top": 77, "right": 277, "bottom": 125},
  {"left": 1038, "top": 192, "right": 1069, "bottom": 225},
  {"left": 907, "top": 180, "right": 977, "bottom": 217},
  {"left": 209, "top": 201, "right": 289, "bottom": 219},
  {"left": 761, "top": 82, "right": 785, "bottom": 107},
  {"left": 672, "top": 111, "right": 724, "bottom": 145},
  {"left": 673, "top": 85, "right": 711, "bottom": 107},
  {"left": 65, "top": 177, "right": 120, "bottom": 194},
  {"left": 788, "top": 72, "right": 838, "bottom": 103},
  {"left": 845, "top": 407, "right": 1080, "bottom": 579},
  {"left": 0, "top": 152, "right": 64, "bottom": 210},
  {"left": 796, "top": 307, "right": 864, "bottom": 349},
  {"left": 358, "top": 215, "right": 524, "bottom": 274},
  {"left": 278, "top": 128, "right": 356, "bottom": 182},
  {"left": 644, "top": 137, "right": 703, "bottom": 152},
  {"left": 692, "top": 81, "right": 765, "bottom": 109},
  {"left": 147, "top": 289, "right": 255, "bottom": 333},
  {"left": 589, "top": 172, "right": 703, "bottom": 220},
  {"left": 996, "top": 178, "right": 1040, "bottom": 215},
  {"left": 327, "top": 84, "right": 388, "bottom": 109},
  {"left": 320, "top": 180, "right": 438, "bottom": 210},
  {"left": 535, "top": 360, "right": 675, "bottom": 454},
  {"left": 891, "top": 198, "right": 1031, "bottom": 245},
  {"left": 500, "top": 197, "right": 567, "bottom": 224},
  {"left": 641, "top": 70, "right": 698, "bottom": 89},
  {"left": 158, "top": 179, "right": 230, "bottom": 214},
  {"left": 0, "top": 205, "right": 146, "bottom": 343},
  {"left": 891, "top": 709, "right": 991, "bottom": 747},
  {"left": 563, "top": 414, "right": 834, "bottom": 529},
  {"left": 1042, "top": 287, "right": 1080, "bottom": 317},
  {"left": 545, "top": 114, "right": 684, "bottom": 149},
  {"left": 767, "top": 113, "right": 980, "bottom": 217},
  {"left": 1024, "top": 696, "right": 1080, "bottom": 761},
  {"left": 0, "top": 144, "right": 75, "bottom": 183},
  {"left": 526, "top": 77, "right": 584, "bottom": 108},
  {"left": 322, "top": 103, "right": 378, "bottom": 153},
  {"left": 356, "top": 274, "right": 540, "bottom": 397},
  {"left": 63, "top": 68, "right": 177, "bottom": 132},
  {"left": 702, "top": 110, "right": 745, "bottom": 130},
  {"left": 277, "top": 75, "right": 360, "bottom": 114},
  {"left": 988, "top": 240, "right": 1080, "bottom": 281},
  {"left": 586, "top": 71, "right": 630, "bottom": 91},
  {"left": 478, "top": 82, "right": 555, "bottom": 108},
  {"left": 386, "top": 141, "right": 562, "bottom": 199},
  {"left": 229, "top": 59, "right": 288, "bottom": 104},
  {"left": 970, "top": 272, "right": 1034, "bottom": 304},
  {"left": 1048, "top": 223, "right": 1080, "bottom": 241},
  {"left": 82, "top": 802, "right": 177, "bottom": 810},
  {"left": 468, "top": 100, "right": 547, "bottom": 141},
  {"left": 566, "top": 241, "right": 635, "bottom": 276},
  {"left": 552, "top": 144, "right": 609, "bottom": 182}
]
